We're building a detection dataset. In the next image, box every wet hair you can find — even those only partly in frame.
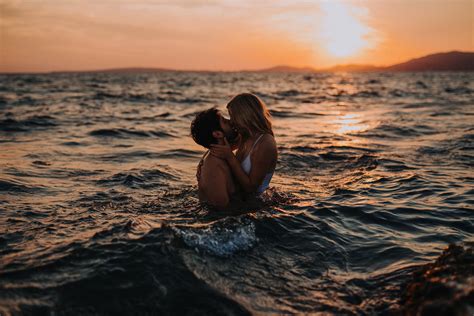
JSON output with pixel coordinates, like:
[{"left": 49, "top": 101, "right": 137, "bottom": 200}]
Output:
[
  {"left": 190, "top": 107, "right": 222, "bottom": 148},
  {"left": 226, "top": 93, "right": 273, "bottom": 139}
]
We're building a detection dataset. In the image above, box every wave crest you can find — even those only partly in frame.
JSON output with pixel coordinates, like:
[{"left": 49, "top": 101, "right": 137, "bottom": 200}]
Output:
[{"left": 172, "top": 218, "right": 257, "bottom": 257}]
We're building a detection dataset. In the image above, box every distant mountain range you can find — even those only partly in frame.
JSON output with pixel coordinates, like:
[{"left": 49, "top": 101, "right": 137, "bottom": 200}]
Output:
[
  {"left": 3, "top": 51, "right": 473, "bottom": 74},
  {"left": 252, "top": 65, "right": 317, "bottom": 73},
  {"left": 257, "top": 51, "right": 474, "bottom": 72}
]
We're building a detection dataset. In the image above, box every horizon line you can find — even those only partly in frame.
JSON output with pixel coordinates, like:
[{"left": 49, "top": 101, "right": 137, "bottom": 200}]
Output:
[{"left": 1, "top": 50, "right": 472, "bottom": 75}]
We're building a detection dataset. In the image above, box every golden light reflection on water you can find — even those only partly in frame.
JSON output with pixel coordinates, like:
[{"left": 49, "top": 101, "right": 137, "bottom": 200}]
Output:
[{"left": 331, "top": 113, "right": 369, "bottom": 135}]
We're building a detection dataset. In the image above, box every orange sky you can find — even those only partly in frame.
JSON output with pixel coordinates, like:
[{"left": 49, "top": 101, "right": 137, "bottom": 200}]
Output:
[{"left": 1, "top": 0, "right": 473, "bottom": 72}]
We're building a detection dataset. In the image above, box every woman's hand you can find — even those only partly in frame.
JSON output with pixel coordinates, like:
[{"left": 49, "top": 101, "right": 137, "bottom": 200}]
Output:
[
  {"left": 210, "top": 138, "right": 234, "bottom": 161},
  {"left": 230, "top": 134, "right": 241, "bottom": 151}
]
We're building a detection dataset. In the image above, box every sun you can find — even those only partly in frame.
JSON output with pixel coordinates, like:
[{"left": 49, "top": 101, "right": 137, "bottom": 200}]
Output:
[{"left": 319, "top": 2, "right": 374, "bottom": 58}]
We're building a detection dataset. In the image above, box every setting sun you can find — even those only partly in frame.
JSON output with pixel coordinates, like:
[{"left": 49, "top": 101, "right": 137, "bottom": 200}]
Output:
[{"left": 319, "top": 1, "right": 375, "bottom": 58}]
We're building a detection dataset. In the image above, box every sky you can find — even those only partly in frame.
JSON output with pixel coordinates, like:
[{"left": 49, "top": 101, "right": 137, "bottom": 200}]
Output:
[{"left": 1, "top": 0, "right": 473, "bottom": 72}]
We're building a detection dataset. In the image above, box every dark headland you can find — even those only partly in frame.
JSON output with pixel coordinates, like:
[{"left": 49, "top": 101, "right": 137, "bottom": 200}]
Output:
[
  {"left": 258, "top": 51, "right": 474, "bottom": 72},
  {"left": 268, "top": 51, "right": 474, "bottom": 73}
]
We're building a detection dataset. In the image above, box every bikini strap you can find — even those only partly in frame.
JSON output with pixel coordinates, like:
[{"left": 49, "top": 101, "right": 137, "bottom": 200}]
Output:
[{"left": 248, "top": 134, "right": 265, "bottom": 154}]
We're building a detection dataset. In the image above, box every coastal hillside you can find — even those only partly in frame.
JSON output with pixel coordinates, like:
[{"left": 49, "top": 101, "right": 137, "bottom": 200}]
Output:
[
  {"left": 384, "top": 51, "right": 474, "bottom": 71},
  {"left": 321, "top": 51, "right": 474, "bottom": 72}
]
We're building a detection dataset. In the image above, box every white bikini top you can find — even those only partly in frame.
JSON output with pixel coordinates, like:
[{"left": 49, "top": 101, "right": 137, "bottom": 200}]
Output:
[{"left": 241, "top": 134, "right": 274, "bottom": 194}]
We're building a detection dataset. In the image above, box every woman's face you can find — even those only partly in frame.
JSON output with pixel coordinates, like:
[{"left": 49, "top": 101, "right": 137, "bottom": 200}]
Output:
[
  {"left": 218, "top": 111, "right": 238, "bottom": 143},
  {"left": 227, "top": 107, "right": 234, "bottom": 125},
  {"left": 227, "top": 107, "right": 239, "bottom": 133}
]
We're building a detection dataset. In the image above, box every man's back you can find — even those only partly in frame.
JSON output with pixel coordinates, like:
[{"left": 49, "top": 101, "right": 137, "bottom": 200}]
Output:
[{"left": 198, "top": 152, "right": 236, "bottom": 210}]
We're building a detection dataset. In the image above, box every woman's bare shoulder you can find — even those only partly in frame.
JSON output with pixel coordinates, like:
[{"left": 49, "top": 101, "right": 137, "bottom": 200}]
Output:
[
  {"left": 252, "top": 133, "right": 277, "bottom": 160},
  {"left": 258, "top": 133, "right": 277, "bottom": 149}
]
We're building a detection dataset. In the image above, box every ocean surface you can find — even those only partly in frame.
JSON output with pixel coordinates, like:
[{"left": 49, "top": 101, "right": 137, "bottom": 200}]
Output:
[{"left": 0, "top": 71, "right": 473, "bottom": 315}]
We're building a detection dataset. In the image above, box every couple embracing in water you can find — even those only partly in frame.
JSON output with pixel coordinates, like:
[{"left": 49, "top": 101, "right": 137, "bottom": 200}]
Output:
[{"left": 190, "top": 93, "right": 278, "bottom": 210}]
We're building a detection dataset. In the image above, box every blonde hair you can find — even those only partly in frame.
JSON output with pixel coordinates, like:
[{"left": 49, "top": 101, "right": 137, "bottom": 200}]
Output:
[{"left": 227, "top": 93, "right": 273, "bottom": 139}]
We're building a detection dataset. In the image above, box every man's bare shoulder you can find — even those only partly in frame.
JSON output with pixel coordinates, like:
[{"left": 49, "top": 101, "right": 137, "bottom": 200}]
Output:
[
  {"left": 200, "top": 155, "right": 231, "bottom": 187},
  {"left": 203, "top": 154, "right": 230, "bottom": 171}
]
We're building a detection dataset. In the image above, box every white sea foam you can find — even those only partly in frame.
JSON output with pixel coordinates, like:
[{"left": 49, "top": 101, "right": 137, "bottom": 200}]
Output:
[{"left": 172, "top": 218, "right": 258, "bottom": 257}]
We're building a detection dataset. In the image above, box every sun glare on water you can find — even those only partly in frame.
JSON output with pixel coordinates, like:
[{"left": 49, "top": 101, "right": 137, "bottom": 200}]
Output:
[
  {"left": 333, "top": 113, "right": 369, "bottom": 135},
  {"left": 319, "top": 1, "right": 374, "bottom": 58}
]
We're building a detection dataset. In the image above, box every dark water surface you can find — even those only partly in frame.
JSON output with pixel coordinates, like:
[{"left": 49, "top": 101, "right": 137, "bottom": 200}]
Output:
[{"left": 1, "top": 72, "right": 473, "bottom": 315}]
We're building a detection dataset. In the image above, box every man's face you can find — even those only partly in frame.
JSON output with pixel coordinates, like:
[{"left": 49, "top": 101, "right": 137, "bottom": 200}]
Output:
[{"left": 218, "top": 111, "right": 238, "bottom": 143}]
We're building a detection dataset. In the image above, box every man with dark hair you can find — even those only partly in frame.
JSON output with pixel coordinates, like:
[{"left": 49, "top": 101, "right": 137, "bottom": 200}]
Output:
[{"left": 190, "top": 108, "right": 239, "bottom": 210}]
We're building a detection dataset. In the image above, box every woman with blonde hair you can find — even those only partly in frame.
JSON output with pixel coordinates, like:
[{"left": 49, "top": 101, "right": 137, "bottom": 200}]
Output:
[{"left": 210, "top": 93, "right": 277, "bottom": 196}]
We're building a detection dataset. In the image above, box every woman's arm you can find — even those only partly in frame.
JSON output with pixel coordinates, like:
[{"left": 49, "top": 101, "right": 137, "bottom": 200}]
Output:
[{"left": 210, "top": 135, "right": 277, "bottom": 193}]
